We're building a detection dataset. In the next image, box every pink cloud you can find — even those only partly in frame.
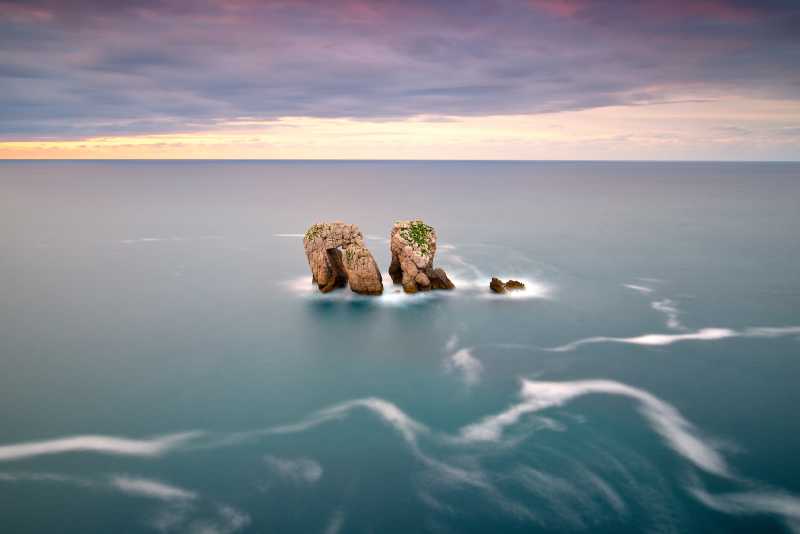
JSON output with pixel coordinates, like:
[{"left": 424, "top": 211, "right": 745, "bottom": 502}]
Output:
[{"left": 527, "top": 0, "right": 757, "bottom": 23}]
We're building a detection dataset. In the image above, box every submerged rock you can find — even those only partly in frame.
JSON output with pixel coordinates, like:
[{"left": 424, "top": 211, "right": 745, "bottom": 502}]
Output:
[
  {"left": 303, "top": 222, "right": 383, "bottom": 295},
  {"left": 389, "top": 220, "right": 454, "bottom": 293},
  {"left": 490, "top": 277, "right": 526, "bottom": 294}
]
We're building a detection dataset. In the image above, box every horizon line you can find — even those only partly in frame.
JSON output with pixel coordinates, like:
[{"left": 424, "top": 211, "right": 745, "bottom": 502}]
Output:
[{"left": 1, "top": 159, "right": 799, "bottom": 164}]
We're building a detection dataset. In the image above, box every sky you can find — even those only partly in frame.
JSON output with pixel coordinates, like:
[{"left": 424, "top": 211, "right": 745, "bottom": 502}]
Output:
[{"left": 1, "top": 0, "right": 799, "bottom": 160}]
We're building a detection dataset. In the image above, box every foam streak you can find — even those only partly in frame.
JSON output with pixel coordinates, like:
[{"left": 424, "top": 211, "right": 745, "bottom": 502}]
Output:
[{"left": 0, "top": 432, "right": 203, "bottom": 462}]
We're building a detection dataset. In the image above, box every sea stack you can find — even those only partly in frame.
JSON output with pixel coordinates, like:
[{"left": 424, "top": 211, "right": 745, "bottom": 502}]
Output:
[
  {"left": 303, "top": 222, "right": 383, "bottom": 295},
  {"left": 389, "top": 219, "right": 455, "bottom": 293}
]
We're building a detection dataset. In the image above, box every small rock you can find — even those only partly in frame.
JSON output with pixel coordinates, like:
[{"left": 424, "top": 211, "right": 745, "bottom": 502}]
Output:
[
  {"left": 489, "top": 277, "right": 507, "bottom": 294},
  {"left": 505, "top": 279, "right": 526, "bottom": 291},
  {"left": 427, "top": 268, "right": 455, "bottom": 290},
  {"left": 490, "top": 277, "right": 526, "bottom": 293}
]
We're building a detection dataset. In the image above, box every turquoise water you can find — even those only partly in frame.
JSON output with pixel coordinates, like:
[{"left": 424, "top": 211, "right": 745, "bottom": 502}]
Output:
[{"left": 1, "top": 161, "right": 799, "bottom": 533}]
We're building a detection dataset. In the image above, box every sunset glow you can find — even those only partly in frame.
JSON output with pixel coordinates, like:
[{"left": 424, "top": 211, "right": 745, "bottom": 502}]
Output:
[{"left": 2, "top": 0, "right": 799, "bottom": 159}]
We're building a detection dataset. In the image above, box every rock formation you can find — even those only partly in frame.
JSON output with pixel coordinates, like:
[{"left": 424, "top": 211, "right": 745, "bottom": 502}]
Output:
[
  {"left": 303, "top": 222, "right": 383, "bottom": 295},
  {"left": 489, "top": 277, "right": 526, "bottom": 294},
  {"left": 389, "top": 219, "right": 455, "bottom": 293}
]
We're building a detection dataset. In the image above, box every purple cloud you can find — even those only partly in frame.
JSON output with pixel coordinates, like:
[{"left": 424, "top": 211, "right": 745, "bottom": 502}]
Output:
[{"left": 1, "top": 0, "right": 799, "bottom": 138}]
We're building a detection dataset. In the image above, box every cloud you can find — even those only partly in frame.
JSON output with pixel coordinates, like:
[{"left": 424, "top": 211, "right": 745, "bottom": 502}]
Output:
[
  {"left": 1, "top": 0, "right": 799, "bottom": 141},
  {"left": 264, "top": 456, "right": 323, "bottom": 484},
  {"left": 0, "top": 432, "right": 203, "bottom": 462}
]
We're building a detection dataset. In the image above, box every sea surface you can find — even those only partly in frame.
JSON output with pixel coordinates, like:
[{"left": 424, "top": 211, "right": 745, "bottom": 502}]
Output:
[{"left": 1, "top": 161, "right": 799, "bottom": 534}]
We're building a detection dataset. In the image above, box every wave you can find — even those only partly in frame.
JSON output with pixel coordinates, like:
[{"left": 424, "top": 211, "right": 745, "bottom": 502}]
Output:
[
  {"left": 110, "top": 475, "right": 197, "bottom": 501},
  {"left": 1, "top": 382, "right": 726, "bottom": 479},
  {"left": 443, "top": 348, "right": 483, "bottom": 386},
  {"left": 0, "top": 470, "right": 248, "bottom": 533},
  {"left": 623, "top": 284, "right": 653, "bottom": 294},
  {"left": 651, "top": 298, "right": 685, "bottom": 331},
  {"left": 323, "top": 509, "right": 346, "bottom": 534},
  {"left": 283, "top": 275, "right": 438, "bottom": 307},
  {"left": 546, "top": 326, "right": 800, "bottom": 352},
  {"left": 264, "top": 456, "right": 323, "bottom": 484},
  {"left": 0, "top": 431, "right": 203, "bottom": 462},
  {"left": 688, "top": 480, "right": 800, "bottom": 533},
  {"left": 458, "top": 379, "right": 730, "bottom": 478},
  {"left": 445, "top": 334, "right": 459, "bottom": 352},
  {"left": 5, "top": 376, "right": 800, "bottom": 531},
  {"left": 0, "top": 471, "right": 94, "bottom": 487}
]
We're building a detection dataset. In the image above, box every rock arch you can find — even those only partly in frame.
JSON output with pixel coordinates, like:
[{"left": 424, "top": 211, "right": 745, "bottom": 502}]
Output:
[{"left": 303, "top": 222, "right": 383, "bottom": 295}]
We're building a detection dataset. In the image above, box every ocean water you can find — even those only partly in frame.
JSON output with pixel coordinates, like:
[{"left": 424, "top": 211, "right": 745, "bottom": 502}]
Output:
[{"left": 1, "top": 160, "right": 799, "bottom": 534}]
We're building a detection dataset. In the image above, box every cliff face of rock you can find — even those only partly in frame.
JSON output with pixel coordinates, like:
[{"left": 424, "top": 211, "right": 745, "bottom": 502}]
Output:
[
  {"left": 303, "top": 222, "right": 383, "bottom": 295},
  {"left": 389, "top": 220, "right": 455, "bottom": 293}
]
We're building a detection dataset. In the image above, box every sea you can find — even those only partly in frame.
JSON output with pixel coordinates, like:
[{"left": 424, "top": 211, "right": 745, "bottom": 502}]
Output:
[{"left": 1, "top": 160, "right": 799, "bottom": 534}]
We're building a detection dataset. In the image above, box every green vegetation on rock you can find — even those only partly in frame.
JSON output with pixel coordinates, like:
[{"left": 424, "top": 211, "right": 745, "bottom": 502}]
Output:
[
  {"left": 304, "top": 224, "right": 323, "bottom": 241},
  {"left": 401, "top": 220, "right": 434, "bottom": 255}
]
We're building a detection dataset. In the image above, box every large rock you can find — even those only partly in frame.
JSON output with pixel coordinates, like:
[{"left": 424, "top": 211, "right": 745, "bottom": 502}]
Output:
[
  {"left": 303, "top": 222, "right": 383, "bottom": 295},
  {"left": 389, "top": 220, "right": 455, "bottom": 293}
]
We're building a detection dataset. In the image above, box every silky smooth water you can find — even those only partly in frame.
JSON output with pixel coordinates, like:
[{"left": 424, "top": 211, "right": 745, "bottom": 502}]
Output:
[{"left": 1, "top": 161, "right": 799, "bottom": 533}]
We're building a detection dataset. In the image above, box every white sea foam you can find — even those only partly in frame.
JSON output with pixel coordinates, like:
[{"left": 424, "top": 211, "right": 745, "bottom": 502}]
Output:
[
  {"left": 447, "top": 275, "right": 552, "bottom": 300},
  {"left": 264, "top": 456, "right": 323, "bottom": 484},
  {"left": 651, "top": 299, "right": 685, "bottom": 330},
  {"left": 445, "top": 334, "right": 459, "bottom": 352},
  {"left": 0, "top": 471, "right": 94, "bottom": 487},
  {"left": 689, "top": 484, "right": 800, "bottom": 532},
  {"left": 120, "top": 235, "right": 222, "bottom": 244},
  {"left": 111, "top": 475, "right": 197, "bottom": 501},
  {"left": 323, "top": 509, "right": 346, "bottom": 534},
  {"left": 547, "top": 326, "right": 800, "bottom": 352},
  {"left": 585, "top": 470, "right": 627, "bottom": 514},
  {"left": 282, "top": 275, "right": 437, "bottom": 307},
  {"left": 458, "top": 379, "right": 730, "bottom": 478},
  {"left": 319, "top": 398, "right": 428, "bottom": 446},
  {"left": 441, "top": 253, "right": 485, "bottom": 280},
  {"left": 623, "top": 284, "right": 653, "bottom": 294},
  {"left": 0, "top": 471, "right": 197, "bottom": 502},
  {"left": 176, "top": 504, "right": 250, "bottom": 534},
  {"left": 273, "top": 233, "right": 304, "bottom": 238},
  {"left": 0, "top": 432, "right": 202, "bottom": 462},
  {"left": 444, "top": 348, "right": 483, "bottom": 386}
]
